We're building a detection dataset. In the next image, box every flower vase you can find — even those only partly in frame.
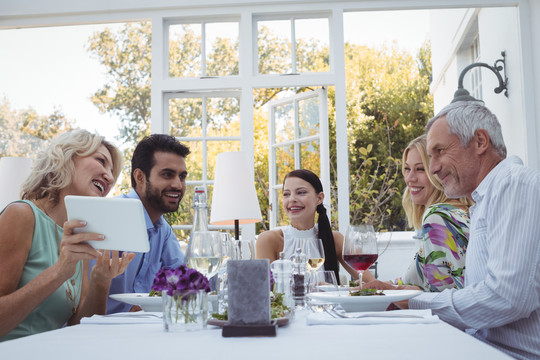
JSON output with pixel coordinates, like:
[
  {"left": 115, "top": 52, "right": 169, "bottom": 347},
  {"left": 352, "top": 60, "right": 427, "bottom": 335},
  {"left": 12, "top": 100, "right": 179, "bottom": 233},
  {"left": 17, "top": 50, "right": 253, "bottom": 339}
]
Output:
[{"left": 162, "top": 290, "right": 208, "bottom": 332}]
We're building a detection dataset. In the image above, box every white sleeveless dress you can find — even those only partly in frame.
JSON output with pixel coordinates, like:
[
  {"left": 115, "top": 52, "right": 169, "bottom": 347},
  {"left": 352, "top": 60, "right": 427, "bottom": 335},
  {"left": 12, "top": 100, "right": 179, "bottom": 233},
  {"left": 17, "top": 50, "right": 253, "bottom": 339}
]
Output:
[{"left": 281, "top": 225, "right": 324, "bottom": 264}]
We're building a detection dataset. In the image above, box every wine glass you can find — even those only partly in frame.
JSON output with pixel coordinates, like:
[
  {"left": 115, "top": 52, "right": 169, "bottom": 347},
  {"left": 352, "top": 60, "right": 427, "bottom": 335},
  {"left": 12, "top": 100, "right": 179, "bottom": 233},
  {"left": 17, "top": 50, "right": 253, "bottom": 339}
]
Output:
[
  {"left": 186, "top": 231, "right": 222, "bottom": 279},
  {"left": 309, "top": 270, "right": 338, "bottom": 293},
  {"left": 234, "top": 239, "right": 254, "bottom": 260},
  {"left": 342, "top": 225, "right": 378, "bottom": 287},
  {"left": 216, "top": 232, "right": 234, "bottom": 314},
  {"left": 220, "top": 232, "right": 235, "bottom": 264},
  {"left": 303, "top": 238, "right": 325, "bottom": 293}
]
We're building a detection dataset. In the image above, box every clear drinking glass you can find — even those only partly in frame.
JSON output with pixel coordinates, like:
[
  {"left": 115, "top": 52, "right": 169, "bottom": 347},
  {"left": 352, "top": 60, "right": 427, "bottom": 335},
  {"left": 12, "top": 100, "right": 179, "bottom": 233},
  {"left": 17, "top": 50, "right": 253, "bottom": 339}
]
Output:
[
  {"left": 186, "top": 231, "right": 222, "bottom": 279},
  {"left": 220, "top": 232, "right": 235, "bottom": 264},
  {"left": 342, "top": 225, "right": 378, "bottom": 287},
  {"left": 216, "top": 232, "right": 235, "bottom": 314},
  {"left": 304, "top": 238, "right": 325, "bottom": 293},
  {"left": 234, "top": 239, "right": 254, "bottom": 260},
  {"left": 309, "top": 270, "right": 338, "bottom": 293}
]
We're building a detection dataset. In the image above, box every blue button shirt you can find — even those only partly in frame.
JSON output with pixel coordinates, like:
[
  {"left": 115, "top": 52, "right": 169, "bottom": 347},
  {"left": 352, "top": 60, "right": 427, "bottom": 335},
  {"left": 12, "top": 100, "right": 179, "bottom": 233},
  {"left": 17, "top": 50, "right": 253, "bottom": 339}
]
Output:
[{"left": 104, "top": 189, "right": 184, "bottom": 313}]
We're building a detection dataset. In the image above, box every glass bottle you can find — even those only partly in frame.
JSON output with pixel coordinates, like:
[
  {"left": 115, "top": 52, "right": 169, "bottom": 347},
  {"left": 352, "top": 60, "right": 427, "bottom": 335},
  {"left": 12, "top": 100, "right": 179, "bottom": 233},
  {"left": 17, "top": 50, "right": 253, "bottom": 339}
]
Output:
[
  {"left": 271, "top": 251, "right": 294, "bottom": 309},
  {"left": 290, "top": 247, "right": 308, "bottom": 309},
  {"left": 191, "top": 186, "right": 208, "bottom": 234}
]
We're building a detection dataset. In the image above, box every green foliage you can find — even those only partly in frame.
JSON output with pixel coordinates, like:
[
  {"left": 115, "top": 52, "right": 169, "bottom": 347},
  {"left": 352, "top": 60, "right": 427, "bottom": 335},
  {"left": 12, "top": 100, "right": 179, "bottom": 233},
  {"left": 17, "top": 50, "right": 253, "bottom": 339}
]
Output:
[
  {"left": 86, "top": 22, "right": 432, "bottom": 232},
  {"left": 0, "top": 98, "right": 74, "bottom": 157},
  {"left": 342, "top": 42, "right": 433, "bottom": 230},
  {"left": 87, "top": 22, "right": 152, "bottom": 147}
]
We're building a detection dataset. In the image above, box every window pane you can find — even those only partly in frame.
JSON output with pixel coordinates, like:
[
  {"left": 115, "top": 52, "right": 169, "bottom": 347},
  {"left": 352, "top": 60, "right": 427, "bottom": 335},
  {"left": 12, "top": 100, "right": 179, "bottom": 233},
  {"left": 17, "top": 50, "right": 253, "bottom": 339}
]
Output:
[
  {"left": 295, "top": 18, "right": 330, "bottom": 73},
  {"left": 183, "top": 140, "right": 202, "bottom": 181},
  {"left": 207, "top": 97, "right": 240, "bottom": 137},
  {"left": 276, "top": 188, "right": 288, "bottom": 227},
  {"left": 206, "top": 22, "right": 239, "bottom": 76},
  {"left": 207, "top": 140, "right": 241, "bottom": 180},
  {"left": 206, "top": 184, "right": 214, "bottom": 221},
  {"left": 275, "top": 144, "right": 295, "bottom": 184},
  {"left": 300, "top": 140, "right": 320, "bottom": 174},
  {"left": 298, "top": 96, "right": 319, "bottom": 138},
  {"left": 274, "top": 102, "right": 295, "bottom": 143},
  {"left": 257, "top": 20, "right": 292, "bottom": 74},
  {"left": 169, "top": 24, "right": 202, "bottom": 77},
  {"left": 181, "top": 185, "right": 197, "bottom": 224},
  {"left": 169, "top": 98, "right": 203, "bottom": 137}
]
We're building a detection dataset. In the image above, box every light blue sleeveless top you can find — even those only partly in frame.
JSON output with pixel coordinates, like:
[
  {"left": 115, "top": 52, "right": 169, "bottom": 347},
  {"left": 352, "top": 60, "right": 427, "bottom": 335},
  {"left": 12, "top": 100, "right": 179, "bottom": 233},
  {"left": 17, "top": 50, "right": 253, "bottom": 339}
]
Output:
[{"left": 1, "top": 200, "right": 83, "bottom": 341}]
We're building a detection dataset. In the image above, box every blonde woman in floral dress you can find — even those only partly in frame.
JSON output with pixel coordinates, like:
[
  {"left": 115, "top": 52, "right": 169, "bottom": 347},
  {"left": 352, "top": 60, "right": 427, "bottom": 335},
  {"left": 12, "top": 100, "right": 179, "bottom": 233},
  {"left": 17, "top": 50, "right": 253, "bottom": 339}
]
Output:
[{"left": 365, "top": 135, "right": 472, "bottom": 291}]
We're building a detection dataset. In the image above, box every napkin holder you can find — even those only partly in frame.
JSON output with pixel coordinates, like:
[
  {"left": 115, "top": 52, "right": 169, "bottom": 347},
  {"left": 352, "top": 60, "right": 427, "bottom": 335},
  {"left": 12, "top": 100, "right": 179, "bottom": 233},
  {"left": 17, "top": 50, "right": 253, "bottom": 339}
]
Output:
[{"left": 222, "top": 259, "right": 277, "bottom": 337}]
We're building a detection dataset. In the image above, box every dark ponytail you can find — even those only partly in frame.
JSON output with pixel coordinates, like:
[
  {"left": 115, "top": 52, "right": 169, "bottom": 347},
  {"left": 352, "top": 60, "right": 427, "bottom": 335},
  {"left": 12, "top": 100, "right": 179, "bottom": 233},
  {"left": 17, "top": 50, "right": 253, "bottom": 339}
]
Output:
[
  {"left": 316, "top": 203, "right": 340, "bottom": 284},
  {"left": 284, "top": 169, "right": 340, "bottom": 284}
]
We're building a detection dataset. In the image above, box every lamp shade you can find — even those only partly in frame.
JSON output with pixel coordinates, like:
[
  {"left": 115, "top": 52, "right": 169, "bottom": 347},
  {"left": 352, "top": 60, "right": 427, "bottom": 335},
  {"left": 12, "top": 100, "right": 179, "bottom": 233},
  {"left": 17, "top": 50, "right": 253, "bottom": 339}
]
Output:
[
  {"left": 0, "top": 157, "right": 32, "bottom": 210},
  {"left": 210, "top": 151, "right": 262, "bottom": 226}
]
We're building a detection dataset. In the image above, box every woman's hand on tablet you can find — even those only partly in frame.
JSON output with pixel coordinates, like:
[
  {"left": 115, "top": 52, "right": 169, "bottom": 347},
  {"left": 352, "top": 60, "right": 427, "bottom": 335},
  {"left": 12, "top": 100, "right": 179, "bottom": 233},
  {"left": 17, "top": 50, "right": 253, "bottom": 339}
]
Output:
[
  {"left": 91, "top": 251, "right": 135, "bottom": 284},
  {"left": 56, "top": 219, "right": 106, "bottom": 279}
]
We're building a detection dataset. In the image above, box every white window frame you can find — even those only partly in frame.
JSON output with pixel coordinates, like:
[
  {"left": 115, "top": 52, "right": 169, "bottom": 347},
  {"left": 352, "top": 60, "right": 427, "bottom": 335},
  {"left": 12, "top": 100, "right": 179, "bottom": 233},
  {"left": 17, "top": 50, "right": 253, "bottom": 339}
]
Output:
[
  {"left": 2, "top": 0, "right": 535, "bottom": 232},
  {"left": 163, "top": 89, "right": 242, "bottom": 181},
  {"left": 267, "top": 88, "right": 330, "bottom": 228},
  {"left": 152, "top": 8, "right": 348, "bottom": 235}
]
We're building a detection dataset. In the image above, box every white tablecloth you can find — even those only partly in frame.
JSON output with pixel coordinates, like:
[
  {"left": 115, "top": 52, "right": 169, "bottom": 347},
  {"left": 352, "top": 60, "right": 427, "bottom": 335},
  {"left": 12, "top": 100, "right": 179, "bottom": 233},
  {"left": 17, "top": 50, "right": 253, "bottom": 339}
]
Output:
[{"left": 0, "top": 311, "right": 511, "bottom": 360}]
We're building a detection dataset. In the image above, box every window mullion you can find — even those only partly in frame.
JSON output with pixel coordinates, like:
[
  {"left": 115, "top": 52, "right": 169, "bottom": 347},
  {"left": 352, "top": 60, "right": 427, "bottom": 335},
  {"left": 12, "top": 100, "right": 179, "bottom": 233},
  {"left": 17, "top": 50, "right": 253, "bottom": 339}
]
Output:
[
  {"left": 201, "top": 22, "right": 207, "bottom": 77},
  {"left": 290, "top": 17, "right": 297, "bottom": 74}
]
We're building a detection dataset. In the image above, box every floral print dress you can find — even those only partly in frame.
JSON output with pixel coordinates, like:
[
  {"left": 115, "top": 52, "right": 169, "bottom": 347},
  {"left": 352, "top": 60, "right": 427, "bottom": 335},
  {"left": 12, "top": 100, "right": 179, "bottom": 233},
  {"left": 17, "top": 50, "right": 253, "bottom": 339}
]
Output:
[{"left": 395, "top": 203, "right": 470, "bottom": 292}]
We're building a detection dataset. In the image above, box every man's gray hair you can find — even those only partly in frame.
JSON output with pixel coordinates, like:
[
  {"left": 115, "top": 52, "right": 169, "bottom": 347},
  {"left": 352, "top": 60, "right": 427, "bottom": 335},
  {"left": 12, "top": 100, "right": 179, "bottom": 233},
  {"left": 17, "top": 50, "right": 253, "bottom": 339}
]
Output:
[{"left": 426, "top": 101, "right": 507, "bottom": 158}]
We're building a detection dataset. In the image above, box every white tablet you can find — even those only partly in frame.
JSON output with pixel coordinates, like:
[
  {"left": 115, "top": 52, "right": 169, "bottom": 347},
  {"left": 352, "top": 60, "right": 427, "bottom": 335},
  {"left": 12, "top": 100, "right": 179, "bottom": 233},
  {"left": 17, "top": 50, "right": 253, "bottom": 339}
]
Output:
[{"left": 65, "top": 195, "right": 150, "bottom": 253}]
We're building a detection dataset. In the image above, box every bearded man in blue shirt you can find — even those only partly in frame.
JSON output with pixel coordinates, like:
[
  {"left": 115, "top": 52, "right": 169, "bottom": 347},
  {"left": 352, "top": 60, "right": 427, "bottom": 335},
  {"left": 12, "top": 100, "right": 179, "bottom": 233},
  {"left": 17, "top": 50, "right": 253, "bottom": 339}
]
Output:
[{"left": 106, "top": 134, "right": 190, "bottom": 313}]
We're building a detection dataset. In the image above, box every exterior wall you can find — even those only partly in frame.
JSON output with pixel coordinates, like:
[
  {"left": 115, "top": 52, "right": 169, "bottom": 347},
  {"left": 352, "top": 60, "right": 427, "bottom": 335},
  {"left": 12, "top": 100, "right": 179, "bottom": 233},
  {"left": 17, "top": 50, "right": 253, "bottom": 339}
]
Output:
[
  {"left": 375, "top": 232, "right": 417, "bottom": 281},
  {"left": 480, "top": 7, "right": 526, "bottom": 161},
  {"left": 430, "top": 6, "right": 532, "bottom": 166}
]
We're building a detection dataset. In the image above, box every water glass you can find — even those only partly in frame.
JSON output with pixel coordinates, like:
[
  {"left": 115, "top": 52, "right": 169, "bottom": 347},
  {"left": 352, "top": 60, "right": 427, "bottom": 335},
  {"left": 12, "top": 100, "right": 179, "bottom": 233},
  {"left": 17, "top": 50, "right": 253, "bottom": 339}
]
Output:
[
  {"left": 234, "top": 239, "right": 254, "bottom": 260},
  {"left": 186, "top": 231, "right": 222, "bottom": 279},
  {"left": 308, "top": 270, "right": 338, "bottom": 293}
]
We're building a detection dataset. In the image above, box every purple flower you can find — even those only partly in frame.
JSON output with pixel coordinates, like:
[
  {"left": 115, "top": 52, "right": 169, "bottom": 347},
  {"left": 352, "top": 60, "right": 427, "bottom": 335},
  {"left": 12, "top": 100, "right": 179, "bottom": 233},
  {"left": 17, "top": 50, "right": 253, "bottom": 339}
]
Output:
[
  {"left": 151, "top": 264, "right": 210, "bottom": 297},
  {"left": 270, "top": 270, "right": 275, "bottom": 292},
  {"left": 151, "top": 268, "right": 169, "bottom": 292}
]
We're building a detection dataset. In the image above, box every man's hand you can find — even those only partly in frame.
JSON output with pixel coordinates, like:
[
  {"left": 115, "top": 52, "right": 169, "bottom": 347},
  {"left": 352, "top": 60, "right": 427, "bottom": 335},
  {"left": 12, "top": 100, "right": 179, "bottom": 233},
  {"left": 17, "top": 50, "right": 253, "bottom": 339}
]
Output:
[{"left": 386, "top": 299, "right": 409, "bottom": 311}]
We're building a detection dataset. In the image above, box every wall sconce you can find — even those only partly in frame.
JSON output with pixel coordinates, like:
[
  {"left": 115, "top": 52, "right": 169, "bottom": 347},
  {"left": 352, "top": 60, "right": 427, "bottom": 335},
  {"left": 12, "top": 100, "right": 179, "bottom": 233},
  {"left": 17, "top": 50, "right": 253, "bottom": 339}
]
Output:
[{"left": 452, "top": 51, "right": 508, "bottom": 102}]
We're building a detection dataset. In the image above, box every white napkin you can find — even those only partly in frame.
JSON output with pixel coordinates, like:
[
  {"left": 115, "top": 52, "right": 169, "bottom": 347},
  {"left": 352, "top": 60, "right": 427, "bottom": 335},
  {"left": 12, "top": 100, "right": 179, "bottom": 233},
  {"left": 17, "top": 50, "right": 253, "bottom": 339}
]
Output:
[
  {"left": 306, "top": 309, "right": 439, "bottom": 326},
  {"left": 81, "top": 312, "right": 163, "bottom": 325}
]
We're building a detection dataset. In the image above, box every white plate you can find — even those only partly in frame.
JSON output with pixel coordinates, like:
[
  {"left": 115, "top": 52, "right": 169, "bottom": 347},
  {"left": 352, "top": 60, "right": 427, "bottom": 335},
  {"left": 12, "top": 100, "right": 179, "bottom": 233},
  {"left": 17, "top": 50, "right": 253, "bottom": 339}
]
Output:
[
  {"left": 109, "top": 293, "right": 218, "bottom": 313},
  {"left": 307, "top": 290, "right": 422, "bottom": 312},
  {"left": 109, "top": 293, "right": 162, "bottom": 312},
  {"left": 316, "top": 285, "right": 352, "bottom": 292}
]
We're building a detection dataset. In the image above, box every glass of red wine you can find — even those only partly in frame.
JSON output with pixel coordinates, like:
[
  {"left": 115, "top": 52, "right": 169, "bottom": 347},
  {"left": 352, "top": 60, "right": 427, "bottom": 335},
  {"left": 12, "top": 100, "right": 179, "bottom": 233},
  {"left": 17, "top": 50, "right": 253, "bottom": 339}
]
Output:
[{"left": 343, "top": 225, "right": 378, "bottom": 287}]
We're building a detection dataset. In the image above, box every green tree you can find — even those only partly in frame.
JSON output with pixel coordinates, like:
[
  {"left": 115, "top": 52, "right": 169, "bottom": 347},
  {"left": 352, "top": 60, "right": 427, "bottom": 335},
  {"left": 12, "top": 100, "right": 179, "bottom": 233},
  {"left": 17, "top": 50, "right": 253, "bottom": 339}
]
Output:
[
  {"left": 0, "top": 98, "right": 74, "bottom": 157},
  {"left": 87, "top": 22, "right": 432, "bottom": 233},
  {"left": 342, "top": 42, "right": 433, "bottom": 229}
]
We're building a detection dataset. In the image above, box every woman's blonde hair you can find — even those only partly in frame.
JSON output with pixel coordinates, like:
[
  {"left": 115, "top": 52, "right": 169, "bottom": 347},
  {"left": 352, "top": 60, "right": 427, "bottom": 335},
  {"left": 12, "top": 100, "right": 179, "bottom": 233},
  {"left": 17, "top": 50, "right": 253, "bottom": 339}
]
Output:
[
  {"left": 21, "top": 129, "right": 123, "bottom": 204},
  {"left": 401, "top": 134, "right": 472, "bottom": 229}
]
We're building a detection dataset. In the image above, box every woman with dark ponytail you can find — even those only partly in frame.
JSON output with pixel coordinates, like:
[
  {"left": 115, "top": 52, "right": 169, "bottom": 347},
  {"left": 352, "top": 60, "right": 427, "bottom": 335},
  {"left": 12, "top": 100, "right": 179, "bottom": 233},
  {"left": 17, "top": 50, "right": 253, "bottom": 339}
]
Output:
[{"left": 256, "top": 169, "right": 358, "bottom": 283}]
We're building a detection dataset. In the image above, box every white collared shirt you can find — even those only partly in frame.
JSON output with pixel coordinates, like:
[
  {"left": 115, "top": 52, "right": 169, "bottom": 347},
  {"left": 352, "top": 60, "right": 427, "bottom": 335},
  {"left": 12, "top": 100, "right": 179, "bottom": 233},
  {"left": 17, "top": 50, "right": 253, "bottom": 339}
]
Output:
[{"left": 410, "top": 156, "right": 540, "bottom": 360}]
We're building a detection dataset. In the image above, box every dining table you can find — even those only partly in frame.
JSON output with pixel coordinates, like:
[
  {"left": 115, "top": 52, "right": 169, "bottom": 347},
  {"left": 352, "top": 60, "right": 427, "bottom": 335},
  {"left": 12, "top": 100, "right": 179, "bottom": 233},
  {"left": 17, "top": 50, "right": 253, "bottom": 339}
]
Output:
[{"left": 0, "top": 310, "right": 512, "bottom": 359}]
